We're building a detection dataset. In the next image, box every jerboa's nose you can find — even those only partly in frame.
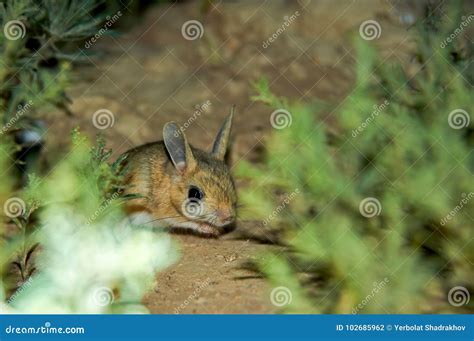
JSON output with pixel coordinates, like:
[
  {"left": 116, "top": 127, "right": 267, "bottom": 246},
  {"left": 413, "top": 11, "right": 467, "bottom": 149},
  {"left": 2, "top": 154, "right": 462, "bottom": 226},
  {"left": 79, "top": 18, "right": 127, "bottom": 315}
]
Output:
[{"left": 216, "top": 209, "right": 234, "bottom": 223}]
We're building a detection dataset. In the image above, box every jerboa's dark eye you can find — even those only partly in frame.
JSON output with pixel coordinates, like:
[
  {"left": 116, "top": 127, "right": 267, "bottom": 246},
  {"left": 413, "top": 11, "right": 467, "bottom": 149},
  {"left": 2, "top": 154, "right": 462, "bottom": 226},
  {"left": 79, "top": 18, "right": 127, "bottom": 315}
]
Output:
[{"left": 188, "top": 186, "right": 204, "bottom": 200}]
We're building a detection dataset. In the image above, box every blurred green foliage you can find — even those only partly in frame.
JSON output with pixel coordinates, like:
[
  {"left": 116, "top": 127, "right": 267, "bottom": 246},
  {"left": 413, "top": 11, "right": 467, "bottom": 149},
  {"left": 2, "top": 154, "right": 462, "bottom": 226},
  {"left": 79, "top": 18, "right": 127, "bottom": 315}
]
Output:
[
  {"left": 238, "top": 3, "right": 473, "bottom": 313},
  {"left": 0, "top": 131, "right": 177, "bottom": 313},
  {"left": 0, "top": 0, "right": 106, "bottom": 129},
  {"left": 0, "top": 0, "right": 177, "bottom": 313},
  {"left": 0, "top": 0, "right": 106, "bottom": 294}
]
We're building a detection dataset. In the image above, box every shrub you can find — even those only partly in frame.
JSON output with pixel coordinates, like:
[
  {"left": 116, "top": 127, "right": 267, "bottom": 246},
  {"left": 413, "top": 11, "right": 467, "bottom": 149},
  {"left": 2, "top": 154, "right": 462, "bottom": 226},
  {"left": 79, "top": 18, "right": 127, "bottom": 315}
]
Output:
[
  {"left": 238, "top": 3, "right": 473, "bottom": 313},
  {"left": 0, "top": 0, "right": 106, "bottom": 127},
  {"left": 0, "top": 132, "right": 177, "bottom": 313}
]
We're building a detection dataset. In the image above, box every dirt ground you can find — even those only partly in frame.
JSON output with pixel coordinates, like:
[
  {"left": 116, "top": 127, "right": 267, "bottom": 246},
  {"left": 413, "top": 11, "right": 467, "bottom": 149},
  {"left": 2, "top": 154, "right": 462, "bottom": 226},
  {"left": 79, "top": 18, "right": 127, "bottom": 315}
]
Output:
[
  {"left": 45, "top": 0, "right": 417, "bottom": 313},
  {"left": 144, "top": 224, "right": 276, "bottom": 314}
]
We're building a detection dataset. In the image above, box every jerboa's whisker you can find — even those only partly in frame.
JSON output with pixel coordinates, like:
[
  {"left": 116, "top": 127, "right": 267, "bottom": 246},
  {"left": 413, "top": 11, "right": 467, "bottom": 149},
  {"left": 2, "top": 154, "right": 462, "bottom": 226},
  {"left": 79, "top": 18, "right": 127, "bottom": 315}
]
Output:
[{"left": 140, "top": 213, "right": 216, "bottom": 225}]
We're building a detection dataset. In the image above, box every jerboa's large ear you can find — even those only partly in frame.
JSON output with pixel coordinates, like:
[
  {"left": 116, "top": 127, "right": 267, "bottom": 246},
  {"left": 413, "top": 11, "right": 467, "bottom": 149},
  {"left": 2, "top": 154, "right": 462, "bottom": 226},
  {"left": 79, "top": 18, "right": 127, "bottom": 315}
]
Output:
[
  {"left": 163, "top": 122, "right": 197, "bottom": 173},
  {"left": 211, "top": 107, "right": 234, "bottom": 161}
]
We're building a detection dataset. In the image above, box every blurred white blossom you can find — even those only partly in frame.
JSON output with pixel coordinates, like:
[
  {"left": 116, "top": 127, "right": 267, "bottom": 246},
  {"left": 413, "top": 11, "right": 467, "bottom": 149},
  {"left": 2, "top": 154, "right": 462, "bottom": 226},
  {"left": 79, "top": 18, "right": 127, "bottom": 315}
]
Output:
[{"left": 10, "top": 206, "right": 176, "bottom": 313}]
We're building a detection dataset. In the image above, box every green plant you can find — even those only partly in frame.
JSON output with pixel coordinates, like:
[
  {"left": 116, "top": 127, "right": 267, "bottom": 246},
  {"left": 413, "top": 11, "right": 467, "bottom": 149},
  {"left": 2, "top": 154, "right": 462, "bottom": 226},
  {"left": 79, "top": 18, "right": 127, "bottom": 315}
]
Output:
[
  {"left": 0, "top": 0, "right": 105, "bottom": 129},
  {"left": 0, "top": 0, "right": 177, "bottom": 314},
  {"left": 0, "top": 132, "right": 177, "bottom": 313},
  {"left": 238, "top": 3, "right": 473, "bottom": 313}
]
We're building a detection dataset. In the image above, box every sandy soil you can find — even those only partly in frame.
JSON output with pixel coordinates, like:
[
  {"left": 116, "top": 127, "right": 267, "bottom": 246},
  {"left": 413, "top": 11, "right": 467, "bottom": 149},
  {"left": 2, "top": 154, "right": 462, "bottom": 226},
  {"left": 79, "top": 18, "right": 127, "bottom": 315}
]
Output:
[
  {"left": 144, "top": 224, "right": 276, "bottom": 314},
  {"left": 43, "top": 0, "right": 418, "bottom": 313}
]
